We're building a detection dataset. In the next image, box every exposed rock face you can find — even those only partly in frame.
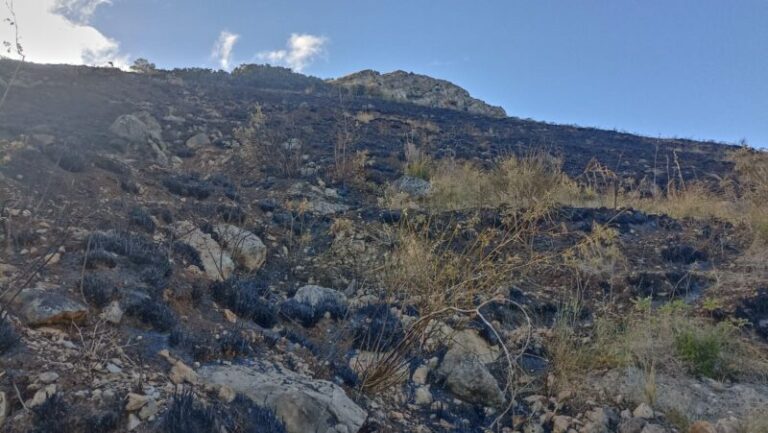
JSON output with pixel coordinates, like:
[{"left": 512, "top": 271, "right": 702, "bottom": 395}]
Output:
[
  {"left": 13, "top": 287, "right": 88, "bottom": 326},
  {"left": 171, "top": 221, "right": 234, "bottom": 280},
  {"left": 200, "top": 363, "right": 367, "bottom": 433},
  {"left": 331, "top": 70, "right": 506, "bottom": 118},
  {"left": 212, "top": 224, "right": 267, "bottom": 271},
  {"left": 588, "top": 367, "right": 768, "bottom": 421}
]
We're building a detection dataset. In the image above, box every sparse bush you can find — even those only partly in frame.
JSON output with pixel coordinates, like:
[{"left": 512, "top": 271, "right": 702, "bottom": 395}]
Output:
[
  {"left": 674, "top": 322, "right": 733, "bottom": 378},
  {"left": 0, "top": 318, "right": 20, "bottom": 354},
  {"left": 350, "top": 304, "right": 404, "bottom": 352},
  {"left": 82, "top": 273, "right": 114, "bottom": 308},
  {"left": 162, "top": 391, "right": 217, "bottom": 433},
  {"left": 210, "top": 278, "right": 276, "bottom": 328},
  {"left": 129, "top": 207, "right": 156, "bottom": 233},
  {"left": 173, "top": 241, "right": 204, "bottom": 270},
  {"left": 163, "top": 174, "right": 213, "bottom": 199},
  {"left": 126, "top": 298, "right": 176, "bottom": 331},
  {"left": 279, "top": 297, "right": 347, "bottom": 328},
  {"left": 31, "top": 393, "right": 70, "bottom": 433},
  {"left": 84, "top": 248, "right": 118, "bottom": 269}
]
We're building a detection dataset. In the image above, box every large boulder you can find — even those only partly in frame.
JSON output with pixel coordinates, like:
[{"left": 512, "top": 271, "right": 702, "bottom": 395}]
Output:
[
  {"left": 200, "top": 363, "right": 367, "bottom": 433},
  {"left": 212, "top": 224, "right": 266, "bottom": 271},
  {"left": 12, "top": 287, "right": 87, "bottom": 326},
  {"left": 437, "top": 328, "right": 504, "bottom": 407},
  {"left": 171, "top": 221, "right": 234, "bottom": 280},
  {"left": 185, "top": 132, "right": 210, "bottom": 149},
  {"left": 109, "top": 112, "right": 168, "bottom": 164}
]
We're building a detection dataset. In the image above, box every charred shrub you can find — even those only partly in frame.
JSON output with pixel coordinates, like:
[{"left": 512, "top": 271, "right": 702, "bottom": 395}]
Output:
[
  {"left": 350, "top": 304, "right": 404, "bottom": 352},
  {"left": 332, "top": 362, "right": 359, "bottom": 387},
  {"left": 31, "top": 393, "right": 71, "bottom": 433},
  {"left": 126, "top": 298, "right": 176, "bottom": 331},
  {"left": 661, "top": 245, "right": 708, "bottom": 264},
  {"left": 174, "top": 241, "right": 205, "bottom": 270},
  {"left": 210, "top": 278, "right": 276, "bottom": 328},
  {"left": 163, "top": 173, "right": 213, "bottom": 199},
  {"left": 0, "top": 318, "right": 20, "bottom": 354},
  {"left": 279, "top": 297, "right": 347, "bottom": 328},
  {"left": 82, "top": 273, "right": 114, "bottom": 308},
  {"left": 120, "top": 177, "right": 140, "bottom": 194},
  {"left": 85, "top": 248, "right": 118, "bottom": 269},
  {"left": 84, "top": 409, "right": 120, "bottom": 433},
  {"left": 169, "top": 329, "right": 215, "bottom": 361},
  {"left": 218, "top": 331, "right": 255, "bottom": 359},
  {"left": 224, "top": 395, "right": 286, "bottom": 433},
  {"left": 88, "top": 231, "right": 171, "bottom": 273},
  {"left": 162, "top": 391, "right": 217, "bottom": 433},
  {"left": 46, "top": 146, "right": 87, "bottom": 173},
  {"left": 216, "top": 204, "right": 246, "bottom": 223},
  {"left": 129, "top": 207, "right": 156, "bottom": 233},
  {"left": 140, "top": 265, "right": 172, "bottom": 293}
]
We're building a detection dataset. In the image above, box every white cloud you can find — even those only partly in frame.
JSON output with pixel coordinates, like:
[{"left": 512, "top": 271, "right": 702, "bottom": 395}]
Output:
[
  {"left": 258, "top": 33, "right": 327, "bottom": 72},
  {"left": 211, "top": 30, "right": 239, "bottom": 71},
  {"left": 0, "top": 0, "right": 129, "bottom": 68},
  {"left": 52, "top": 0, "right": 111, "bottom": 25}
]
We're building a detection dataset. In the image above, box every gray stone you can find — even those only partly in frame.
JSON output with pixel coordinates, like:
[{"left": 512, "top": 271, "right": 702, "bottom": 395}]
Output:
[
  {"left": 185, "top": 132, "right": 210, "bottom": 148},
  {"left": 213, "top": 224, "right": 267, "bottom": 271},
  {"left": 171, "top": 221, "right": 234, "bottom": 280},
  {"left": 436, "top": 328, "right": 503, "bottom": 407},
  {"left": 392, "top": 176, "right": 431, "bottom": 197},
  {"left": 293, "top": 285, "right": 346, "bottom": 308},
  {"left": 639, "top": 424, "right": 666, "bottom": 433},
  {"left": 13, "top": 288, "right": 87, "bottom": 326},
  {"left": 109, "top": 112, "right": 167, "bottom": 164},
  {"left": 200, "top": 363, "right": 367, "bottom": 433},
  {"left": 618, "top": 418, "right": 646, "bottom": 433}
]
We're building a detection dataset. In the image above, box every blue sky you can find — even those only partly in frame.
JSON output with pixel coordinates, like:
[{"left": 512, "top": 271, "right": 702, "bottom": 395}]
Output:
[{"left": 7, "top": 0, "right": 768, "bottom": 146}]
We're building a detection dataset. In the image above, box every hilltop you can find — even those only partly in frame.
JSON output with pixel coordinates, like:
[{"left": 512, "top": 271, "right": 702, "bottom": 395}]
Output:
[{"left": 0, "top": 60, "right": 766, "bottom": 433}]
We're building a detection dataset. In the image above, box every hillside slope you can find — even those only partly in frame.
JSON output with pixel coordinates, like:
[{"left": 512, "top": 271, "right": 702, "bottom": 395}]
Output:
[{"left": 0, "top": 60, "right": 765, "bottom": 433}]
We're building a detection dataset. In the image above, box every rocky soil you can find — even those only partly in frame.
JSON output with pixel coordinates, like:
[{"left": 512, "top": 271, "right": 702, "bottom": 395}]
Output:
[{"left": 0, "top": 59, "right": 764, "bottom": 433}]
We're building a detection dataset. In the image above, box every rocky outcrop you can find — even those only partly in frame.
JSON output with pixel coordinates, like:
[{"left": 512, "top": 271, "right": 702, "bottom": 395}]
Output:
[
  {"left": 109, "top": 112, "right": 168, "bottom": 164},
  {"left": 200, "top": 363, "right": 367, "bottom": 433},
  {"left": 212, "top": 224, "right": 267, "bottom": 271},
  {"left": 171, "top": 221, "right": 234, "bottom": 280},
  {"left": 331, "top": 70, "right": 506, "bottom": 118}
]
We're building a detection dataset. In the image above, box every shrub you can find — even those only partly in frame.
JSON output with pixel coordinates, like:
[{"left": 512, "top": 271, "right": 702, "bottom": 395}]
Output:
[
  {"left": 279, "top": 297, "right": 347, "bottom": 328},
  {"left": 84, "top": 249, "right": 117, "bottom": 269},
  {"left": 173, "top": 241, "right": 205, "bottom": 270},
  {"left": 162, "top": 391, "right": 217, "bottom": 433},
  {"left": 82, "top": 273, "right": 114, "bottom": 308},
  {"left": 674, "top": 322, "right": 732, "bottom": 378},
  {"left": 126, "top": 298, "right": 176, "bottom": 331},
  {"left": 350, "top": 304, "right": 404, "bottom": 352},
  {"left": 129, "top": 207, "right": 156, "bottom": 233},
  {"left": 225, "top": 395, "right": 286, "bottom": 433},
  {"left": 210, "top": 278, "right": 276, "bottom": 328},
  {"left": 0, "top": 318, "right": 20, "bottom": 354},
  {"left": 31, "top": 393, "right": 70, "bottom": 433},
  {"left": 163, "top": 174, "right": 213, "bottom": 199}
]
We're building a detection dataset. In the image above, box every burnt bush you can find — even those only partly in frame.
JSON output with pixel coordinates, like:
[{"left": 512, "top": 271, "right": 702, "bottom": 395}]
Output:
[
  {"left": 210, "top": 278, "right": 276, "bottom": 328},
  {"left": 279, "top": 297, "right": 347, "bottom": 328},
  {"left": 88, "top": 231, "right": 171, "bottom": 273},
  {"left": 129, "top": 207, "right": 156, "bottom": 233},
  {"left": 31, "top": 393, "right": 70, "bottom": 433},
  {"left": 82, "top": 273, "right": 114, "bottom": 308},
  {"left": 0, "top": 318, "right": 20, "bottom": 354},
  {"left": 46, "top": 146, "right": 87, "bottom": 173},
  {"left": 661, "top": 245, "right": 708, "bottom": 264},
  {"left": 162, "top": 390, "right": 286, "bottom": 433},
  {"left": 349, "top": 304, "right": 404, "bottom": 352},
  {"left": 84, "top": 248, "right": 118, "bottom": 269},
  {"left": 162, "top": 391, "right": 217, "bottom": 433},
  {"left": 126, "top": 298, "right": 176, "bottom": 331},
  {"left": 163, "top": 173, "right": 213, "bottom": 199},
  {"left": 120, "top": 178, "right": 140, "bottom": 194},
  {"left": 173, "top": 241, "right": 204, "bottom": 270},
  {"left": 216, "top": 204, "right": 246, "bottom": 223},
  {"left": 140, "top": 265, "right": 172, "bottom": 293}
]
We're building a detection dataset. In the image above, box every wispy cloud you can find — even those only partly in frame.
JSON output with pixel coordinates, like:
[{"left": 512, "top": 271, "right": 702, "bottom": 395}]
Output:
[
  {"left": 258, "top": 33, "right": 327, "bottom": 72},
  {"left": 1, "top": 0, "right": 129, "bottom": 68},
  {"left": 52, "top": 0, "right": 111, "bottom": 25},
  {"left": 211, "top": 30, "right": 239, "bottom": 71}
]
